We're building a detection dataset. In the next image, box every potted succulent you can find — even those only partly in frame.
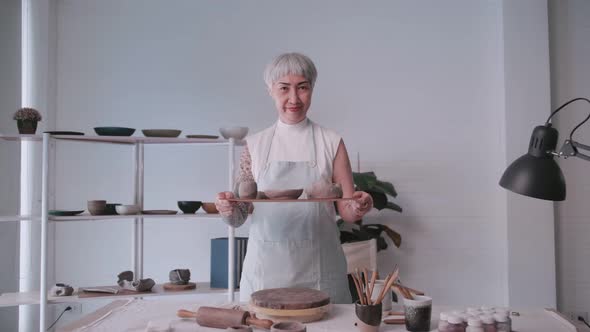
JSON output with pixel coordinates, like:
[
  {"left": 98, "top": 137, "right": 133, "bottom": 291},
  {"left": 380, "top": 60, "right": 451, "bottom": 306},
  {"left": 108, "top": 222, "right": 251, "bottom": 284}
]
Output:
[{"left": 13, "top": 107, "right": 42, "bottom": 134}]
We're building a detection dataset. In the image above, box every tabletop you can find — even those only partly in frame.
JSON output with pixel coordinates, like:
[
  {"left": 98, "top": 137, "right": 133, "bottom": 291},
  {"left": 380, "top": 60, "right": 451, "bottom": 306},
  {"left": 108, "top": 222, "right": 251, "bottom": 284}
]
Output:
[{"left": 58, "top": 297, "right": 589, "bottom": 332}]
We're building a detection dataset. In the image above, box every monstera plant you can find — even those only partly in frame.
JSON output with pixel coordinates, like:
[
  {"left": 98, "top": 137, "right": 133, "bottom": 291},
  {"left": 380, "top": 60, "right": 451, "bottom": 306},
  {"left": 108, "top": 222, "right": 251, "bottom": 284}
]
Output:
[{"left": 339, "top": 171, "right": 403, "bottom": 251}]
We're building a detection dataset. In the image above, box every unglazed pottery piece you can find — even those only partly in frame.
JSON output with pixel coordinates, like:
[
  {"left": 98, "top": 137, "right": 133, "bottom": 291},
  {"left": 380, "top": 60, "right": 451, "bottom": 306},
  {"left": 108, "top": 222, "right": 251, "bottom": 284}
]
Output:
[
  {"left": 201, "top": 202, "right": 219, "bottom": 214},
  {"left": 238, "top": 181, "right": 258, "bottom": 199},
  {"left": 219, "top": 126, "right": 249, "bottom": 140},
  {"left": 271, "top": 321, "right": 307, "bottom": 332},
  {"left": 115, "top": 204, "right": 140, "bottom": 215},
  {"left": 263, "top": 189, "right": 303, "bottom": 200},
  {"left": 305, "top": 179, "right": 343, "bottom": 199}
]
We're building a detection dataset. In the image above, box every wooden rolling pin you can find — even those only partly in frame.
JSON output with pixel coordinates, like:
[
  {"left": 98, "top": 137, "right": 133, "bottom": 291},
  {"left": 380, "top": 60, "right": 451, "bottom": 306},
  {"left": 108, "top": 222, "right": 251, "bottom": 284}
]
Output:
[{"left": 177, "top": 307, "right": 273, "bottom": 330}]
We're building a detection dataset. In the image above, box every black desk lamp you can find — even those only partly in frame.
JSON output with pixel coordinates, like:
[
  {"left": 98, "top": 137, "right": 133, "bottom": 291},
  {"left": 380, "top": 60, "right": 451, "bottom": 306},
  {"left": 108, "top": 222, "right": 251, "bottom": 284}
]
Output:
[{"left": 499, "top": 97, "right": 590, "bottom": 201}]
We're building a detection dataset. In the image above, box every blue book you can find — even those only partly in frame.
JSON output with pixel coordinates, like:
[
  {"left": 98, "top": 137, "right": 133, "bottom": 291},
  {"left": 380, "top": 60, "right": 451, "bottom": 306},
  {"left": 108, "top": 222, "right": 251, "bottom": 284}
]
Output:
[{"left": 210, "top": 237, "right": 248, "bottom": 289}]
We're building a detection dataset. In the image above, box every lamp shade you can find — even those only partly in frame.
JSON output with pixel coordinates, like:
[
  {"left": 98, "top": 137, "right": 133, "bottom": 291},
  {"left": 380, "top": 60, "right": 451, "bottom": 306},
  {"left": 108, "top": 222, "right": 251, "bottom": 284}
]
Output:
[{"left": 499, "top": 124, "right": 566, "bottom": 201}]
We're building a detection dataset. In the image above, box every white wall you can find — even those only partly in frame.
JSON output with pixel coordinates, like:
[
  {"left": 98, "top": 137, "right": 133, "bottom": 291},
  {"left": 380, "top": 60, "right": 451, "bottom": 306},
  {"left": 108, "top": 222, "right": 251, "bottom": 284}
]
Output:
[
  {"left": 53, "top": 0, "right": 510, "bottom": 310},
  {"left": 549, "top": 0, "right": 590, "bottom": 315},
  {"left": 0, "top": 0, "right": 21, "bottom": 330}
]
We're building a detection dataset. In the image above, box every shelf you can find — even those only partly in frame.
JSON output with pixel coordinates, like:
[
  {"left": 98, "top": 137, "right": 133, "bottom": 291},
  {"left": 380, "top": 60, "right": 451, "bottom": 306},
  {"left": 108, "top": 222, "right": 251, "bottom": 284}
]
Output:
[
  {"left": 0, "top": 282, "right": 227, "bottom": 307},
  {"left": 49, "top": 213, "right": 223, "bottom": 222},
  {"left": 0, "top": 134, "right": 42, "bottom": 142},
  {"left": 49, "top": 135, "right": 245, "bottom": 145},
  {"left": 0, "top": 215, "right": 39, "bottom": 222}
]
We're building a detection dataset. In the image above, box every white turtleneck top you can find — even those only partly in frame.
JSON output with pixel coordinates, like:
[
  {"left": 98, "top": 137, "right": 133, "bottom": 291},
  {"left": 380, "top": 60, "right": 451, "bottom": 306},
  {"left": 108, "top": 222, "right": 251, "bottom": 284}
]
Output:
[{"left": 242, "top": 118, "right": 342, "bottom": 182}]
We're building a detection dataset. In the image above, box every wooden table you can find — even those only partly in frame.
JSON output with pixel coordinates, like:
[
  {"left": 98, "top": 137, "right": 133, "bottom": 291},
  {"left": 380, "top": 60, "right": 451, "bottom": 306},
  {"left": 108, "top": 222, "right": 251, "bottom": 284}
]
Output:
[{"left": 58, "top": 298, "right": 590, "bottom": 332}]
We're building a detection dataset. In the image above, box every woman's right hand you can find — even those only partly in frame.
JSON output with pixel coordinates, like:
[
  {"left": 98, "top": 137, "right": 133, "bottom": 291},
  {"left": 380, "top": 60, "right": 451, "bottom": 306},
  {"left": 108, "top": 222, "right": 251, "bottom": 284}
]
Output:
[{"left": 215, "top": 191, "right": 237, "bottom": 217}]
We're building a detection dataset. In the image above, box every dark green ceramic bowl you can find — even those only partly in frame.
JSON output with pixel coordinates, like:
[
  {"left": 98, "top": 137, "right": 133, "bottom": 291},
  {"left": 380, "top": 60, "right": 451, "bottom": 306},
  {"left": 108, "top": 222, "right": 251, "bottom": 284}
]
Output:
[
  {"left": 177, "top": 201, "right": 202, "bottom": 214},
  {"left": 94, "top": 127, "right": 136, "bottom": 136}
]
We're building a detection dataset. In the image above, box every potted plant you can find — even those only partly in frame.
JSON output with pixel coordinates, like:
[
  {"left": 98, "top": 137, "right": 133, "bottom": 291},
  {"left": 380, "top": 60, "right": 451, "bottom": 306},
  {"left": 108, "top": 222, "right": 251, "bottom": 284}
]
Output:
[
  {"left": 339, "top": 171, "right": 402, "bottom": 251},
  {"left": 13, "top": 107, "right": 42, "bottom": 134}
]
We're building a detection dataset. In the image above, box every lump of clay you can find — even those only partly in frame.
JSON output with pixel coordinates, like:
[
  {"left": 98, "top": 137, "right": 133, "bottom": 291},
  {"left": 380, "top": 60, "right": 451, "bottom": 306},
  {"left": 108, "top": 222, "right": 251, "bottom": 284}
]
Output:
[
  {"left": 117, "top": 270, "right": 134, "bottom": 287},
  {"left": 238, "top": 181, "right": 257, "bottom": 199},
  {"left": 120, "top": 278, "right": 156, "bottom": 292},
  {"left": 169, "top": 269, "right": 191, "bottom": 285},
  {"left": 50, "top": 283, "right": 74, "bottom": 296},
  {"left": 305, "top": 179, "right": 343, "bottom": 198}
]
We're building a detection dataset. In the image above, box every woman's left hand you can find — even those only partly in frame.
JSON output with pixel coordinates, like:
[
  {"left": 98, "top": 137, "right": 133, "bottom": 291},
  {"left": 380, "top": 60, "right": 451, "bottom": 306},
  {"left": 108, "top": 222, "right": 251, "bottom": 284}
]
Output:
[{"left": 351, "top": 191, "right": 373, "bottom": 219}]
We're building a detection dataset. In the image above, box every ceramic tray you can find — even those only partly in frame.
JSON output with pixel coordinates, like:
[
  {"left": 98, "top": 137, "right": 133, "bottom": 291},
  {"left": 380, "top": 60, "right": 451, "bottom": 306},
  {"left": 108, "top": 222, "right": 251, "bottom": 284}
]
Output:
[
  {"left": 141, "top": 210, "right": 177, "bottom": 215},
  {"left": 94, "top": 127, "right": 136, "bottom": 136},
  {"left": 142, "top": 129, "right": 181, "bottom": 137},
  {"left": 228, "top": 198, "right": 354, "bottom": 203},
  {"left": 49, "top": 210, "right": 85, "bottom": 216},
  {"left": 186, "top": 134, "right": 219, "bottom": 139},
  {"left": 44, "top": 131, "right": 85, "bottom": 136}
]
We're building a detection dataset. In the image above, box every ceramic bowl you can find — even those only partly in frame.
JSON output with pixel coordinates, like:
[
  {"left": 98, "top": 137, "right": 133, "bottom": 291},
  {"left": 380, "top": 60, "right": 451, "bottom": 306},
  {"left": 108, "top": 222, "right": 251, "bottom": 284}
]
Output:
[
  {"left": 201, "top": 202, "right": 219, "bottom": 214},
  {"left": 116, "top": 204, "right": 140, "bottom": 215},
  {"left": 177, "top": 201, "right": 202, "bottom": 214},
  {"left": 271, "top": 322, "right": 306, "bottom": 332},
  {"left": 219, "top": 127, "right": 249, "bottom": 140},
  {"left": 87, "top": 200, "right": 107, "bottom": 215},
  {"left": 142, "top": 129, "right": 181, "bottom": 137},
  {"left": 104, "top": 203, "right": 122, "bottom": 215},
  {"left": 264, "top": 189, "right": 303, "bottom": 200},
  {"left": 94, "top": 127, "right": 135, "bottom": 136}
]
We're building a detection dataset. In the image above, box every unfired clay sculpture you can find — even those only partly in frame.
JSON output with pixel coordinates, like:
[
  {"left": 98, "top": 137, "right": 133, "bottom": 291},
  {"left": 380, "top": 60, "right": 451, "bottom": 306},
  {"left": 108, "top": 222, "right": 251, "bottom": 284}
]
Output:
[{"left": 305, "top": 179, "right": 343, "bottom": 198}]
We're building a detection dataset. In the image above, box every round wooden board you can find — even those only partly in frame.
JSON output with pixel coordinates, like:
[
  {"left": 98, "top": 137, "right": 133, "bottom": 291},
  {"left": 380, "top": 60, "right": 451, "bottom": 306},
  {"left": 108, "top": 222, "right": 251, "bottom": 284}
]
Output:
[
  {"left": 162, "top": 282, "right": 196, "bottom": 291},
  {"left": 250, "top": 288, "right": 331, "bottom": 310},
  {"left": 248, "top": 303, "right": 331, "bottom": 323}
]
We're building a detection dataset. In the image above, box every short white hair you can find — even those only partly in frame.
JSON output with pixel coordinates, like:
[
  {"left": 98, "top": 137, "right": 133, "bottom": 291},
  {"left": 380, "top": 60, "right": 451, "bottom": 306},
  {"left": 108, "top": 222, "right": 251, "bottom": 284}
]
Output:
[{"left": 263, "top": 52, "right": 317, "bottom": 89}]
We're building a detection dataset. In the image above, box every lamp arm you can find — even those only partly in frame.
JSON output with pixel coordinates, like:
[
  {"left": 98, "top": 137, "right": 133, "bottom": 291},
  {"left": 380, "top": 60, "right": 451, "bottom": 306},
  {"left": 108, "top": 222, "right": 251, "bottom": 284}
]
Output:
[{"left": 558, "top": 140, "right": 590, "bottom": 162}]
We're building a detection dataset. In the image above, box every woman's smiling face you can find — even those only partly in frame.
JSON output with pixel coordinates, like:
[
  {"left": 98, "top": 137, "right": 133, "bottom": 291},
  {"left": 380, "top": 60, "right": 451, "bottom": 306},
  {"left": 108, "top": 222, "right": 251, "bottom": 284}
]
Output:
[{"left": 269, "top": 74, "right": 313, "bottom": 124}]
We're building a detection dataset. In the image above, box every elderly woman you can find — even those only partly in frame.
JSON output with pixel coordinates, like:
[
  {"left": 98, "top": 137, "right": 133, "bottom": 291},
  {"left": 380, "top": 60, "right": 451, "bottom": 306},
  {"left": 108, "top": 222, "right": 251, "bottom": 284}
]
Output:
[{"left": 215, "top": 52, "right": 373, "bottom": 303}]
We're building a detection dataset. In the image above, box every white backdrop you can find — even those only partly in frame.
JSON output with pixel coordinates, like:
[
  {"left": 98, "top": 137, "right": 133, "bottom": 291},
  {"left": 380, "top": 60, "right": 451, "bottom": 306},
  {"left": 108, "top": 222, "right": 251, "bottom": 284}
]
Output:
[{"left": 53, "top": 0, "right": 508, "bottom": 309}]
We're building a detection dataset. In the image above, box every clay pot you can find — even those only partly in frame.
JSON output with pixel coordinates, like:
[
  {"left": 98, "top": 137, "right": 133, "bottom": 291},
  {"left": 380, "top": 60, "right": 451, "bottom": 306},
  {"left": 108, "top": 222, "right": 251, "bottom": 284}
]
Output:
[
  {"left": 238, "top": 181, "right": 257, "bottom": 199},
  {"left": 87, "top": 200, "right": 107, "bottom": 216},
  {"left": 17, "top": 120, "right": 37, "bottom": 134},
  {"left": 354, "top": 301, "right": 382, "bottom": 332}
]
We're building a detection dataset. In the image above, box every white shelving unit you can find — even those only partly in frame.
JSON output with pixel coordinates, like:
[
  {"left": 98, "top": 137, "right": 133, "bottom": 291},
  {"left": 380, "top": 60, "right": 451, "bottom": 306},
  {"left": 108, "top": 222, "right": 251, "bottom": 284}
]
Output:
[{"left": 0, "top": 133, "right": 242, "bottom": 331}]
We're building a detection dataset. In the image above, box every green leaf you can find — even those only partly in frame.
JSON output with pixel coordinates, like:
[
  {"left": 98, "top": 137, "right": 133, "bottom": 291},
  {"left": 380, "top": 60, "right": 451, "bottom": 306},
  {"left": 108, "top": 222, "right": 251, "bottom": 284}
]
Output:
[
  {"left": 353, "top": 172, "right": 377, "bottom": 191},
  {"left": 381, "top": 225, "right": 402, "bottom": 248},
  {"left": 370, "top": 192, "right": 388, "bottom": 210},
  {"left": 374, "top": 180, "right": 397, "bottom": 197},
  {"left": 386, "top": 201, "right": 403, "bottom": 213}
]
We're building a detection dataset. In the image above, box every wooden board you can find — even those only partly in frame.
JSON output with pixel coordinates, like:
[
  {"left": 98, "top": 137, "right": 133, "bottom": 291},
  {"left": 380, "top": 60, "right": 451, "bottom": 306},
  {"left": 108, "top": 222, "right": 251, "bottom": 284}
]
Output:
[
  {"left": 162, "top": 282, "right": 196, "bottom": 291},
  {"left": 78, "top": 286, "right": 151, "bottom": 298},
  {"left": 250, "top": 288, "right": 330, "bottom": 310},
  {"left": 228, "top": 198, "right": 354, "bottom": 203},
  {"left": 248, "top": 303, "right": 331, "bottom": 323}
]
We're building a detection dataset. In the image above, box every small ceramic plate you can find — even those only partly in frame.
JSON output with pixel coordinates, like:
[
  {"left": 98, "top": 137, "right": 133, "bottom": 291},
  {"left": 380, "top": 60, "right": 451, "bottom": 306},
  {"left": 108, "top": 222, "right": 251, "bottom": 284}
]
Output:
[
  {"left": 186, "top": 134, "right": 219, "bottom": 139},
  {"left": 49, "top": 210, "right": 85, "bottom": 216},
  {"left": 44, "top": 131, "right": 85, "bottom": 135},
  {"left": 142, "top": 210, "right": 178, "bottom": 215},
  {"left": 263, "top": 189, "right": 304, "bottom": 200},
  {"left": 142, "top": 129, "right": 181, "bottom": 138}
]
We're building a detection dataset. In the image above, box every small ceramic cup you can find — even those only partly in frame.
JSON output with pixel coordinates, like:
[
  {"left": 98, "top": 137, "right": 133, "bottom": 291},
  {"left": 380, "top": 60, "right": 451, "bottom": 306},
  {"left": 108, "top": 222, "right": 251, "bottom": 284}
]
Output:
[
  {"left": 403, "top": 295, "right": 432, "bottom": 332},
  {"left": 226, "top": 326, "right": 253, "bottom": 332},
  {"left": 354, "top": 301, "right": 382, "bottom": 332},
  {"left": 87, "top": 200, "right": 107, "bottom": 216},
  {"left": 271, "top": 321, "right": 306, "bottom": 332},
  {"left": 370, "top": 280, "right": 393, "bottom": 312}
]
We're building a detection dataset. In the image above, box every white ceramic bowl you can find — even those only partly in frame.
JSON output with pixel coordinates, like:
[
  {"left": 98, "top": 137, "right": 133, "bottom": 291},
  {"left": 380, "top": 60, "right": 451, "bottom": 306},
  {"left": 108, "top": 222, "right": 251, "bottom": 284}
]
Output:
[
  {"left": 219, "top": 127, "right": 248, "bottom": 140},
  {"left": 116, "top": 204, "right": 140, "bottom": 215}
]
